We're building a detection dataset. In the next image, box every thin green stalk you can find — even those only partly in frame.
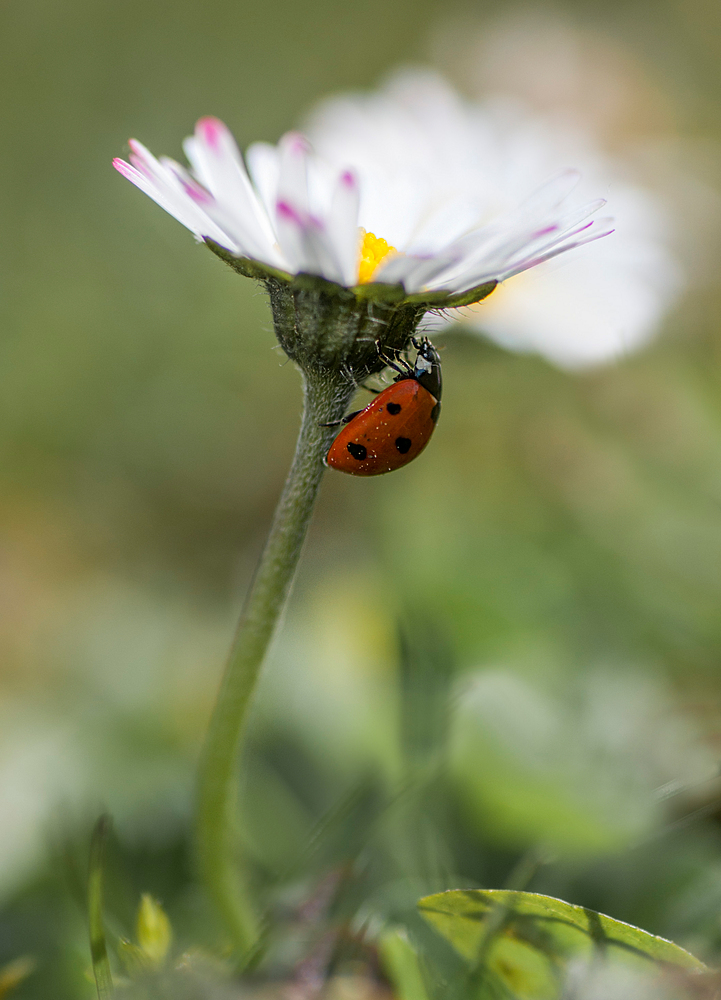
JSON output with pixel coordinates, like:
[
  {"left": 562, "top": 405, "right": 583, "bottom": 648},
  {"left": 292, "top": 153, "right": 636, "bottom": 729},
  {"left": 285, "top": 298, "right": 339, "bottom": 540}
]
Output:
[
  {"left": 88, "top": 815, "right": 114, "bottom": 1000},
  {"left": 195, "top": 369, "right": 353, "bottom": 959}
]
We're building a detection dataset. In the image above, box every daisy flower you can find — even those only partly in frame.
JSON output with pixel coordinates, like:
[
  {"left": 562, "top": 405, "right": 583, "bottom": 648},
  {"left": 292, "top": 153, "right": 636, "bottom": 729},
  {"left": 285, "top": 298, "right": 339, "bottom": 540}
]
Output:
[
  {"left": 304, "top": 69, "right": 683, "bottom": 369},
  {"left": 113, "top": 78, "right": 613, "bottom": 318}
]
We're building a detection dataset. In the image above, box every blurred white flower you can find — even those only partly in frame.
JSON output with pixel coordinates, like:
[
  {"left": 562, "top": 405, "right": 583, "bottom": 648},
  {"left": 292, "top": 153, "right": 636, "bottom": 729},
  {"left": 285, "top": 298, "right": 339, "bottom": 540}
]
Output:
[
  {"left": 306, "top": 70, "right": 684, "bottom": 368},
  {"left": 432, "top": 14, "right": 675, "bottom": 149},
  {"left": 562, "top": 957, "right": 684, "bottom": 1000},
  {"left": 449, "top": 667, "right": 717, "bottom": 855},
  {"left": 114, "top": 82, "right": 612, "bottom": 305}
]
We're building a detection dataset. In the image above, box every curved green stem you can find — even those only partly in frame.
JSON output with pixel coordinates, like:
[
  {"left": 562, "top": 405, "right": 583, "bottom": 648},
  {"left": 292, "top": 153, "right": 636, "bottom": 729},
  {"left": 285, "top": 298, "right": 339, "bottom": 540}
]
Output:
[{"left": 195, "top": 369, "right": 353, "bottom": 958}]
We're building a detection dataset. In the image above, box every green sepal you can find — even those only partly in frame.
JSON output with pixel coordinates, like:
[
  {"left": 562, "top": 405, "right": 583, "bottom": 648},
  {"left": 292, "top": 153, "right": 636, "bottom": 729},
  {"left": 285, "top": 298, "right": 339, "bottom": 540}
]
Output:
[
  {"left": 349, "top": 280, "right": 409, "bottom": 303},
  {"left": 436, "top": 280, "right": 498, "bottom": 309},
  {"left": 204, "top": 239, "right": 293, "bottom": 284},
  {"left": 203, "top": 241, "right": 499, "bottom": 392},
  {"left": 290, "top": 271, "right": 356, "bottom": 300}
]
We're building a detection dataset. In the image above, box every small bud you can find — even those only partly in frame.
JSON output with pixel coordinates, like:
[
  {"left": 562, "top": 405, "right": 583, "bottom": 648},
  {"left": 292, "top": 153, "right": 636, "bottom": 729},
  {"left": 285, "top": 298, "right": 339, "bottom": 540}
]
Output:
[{"left": 136, "top": 893, "right": 172, "bottom": 968}]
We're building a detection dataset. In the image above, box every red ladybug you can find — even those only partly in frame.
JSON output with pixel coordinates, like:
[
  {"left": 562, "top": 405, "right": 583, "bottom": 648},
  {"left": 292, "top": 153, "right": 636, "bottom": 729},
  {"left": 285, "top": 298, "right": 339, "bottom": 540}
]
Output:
[{"left": 326, "top": 337, "right": 442, "bottom": 476}]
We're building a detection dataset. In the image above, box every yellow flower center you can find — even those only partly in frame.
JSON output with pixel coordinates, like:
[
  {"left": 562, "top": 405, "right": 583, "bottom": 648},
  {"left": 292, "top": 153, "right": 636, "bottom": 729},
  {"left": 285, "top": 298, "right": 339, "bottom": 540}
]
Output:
[{"left": 358, "top": 230, "right": 397, "bottom": 284}]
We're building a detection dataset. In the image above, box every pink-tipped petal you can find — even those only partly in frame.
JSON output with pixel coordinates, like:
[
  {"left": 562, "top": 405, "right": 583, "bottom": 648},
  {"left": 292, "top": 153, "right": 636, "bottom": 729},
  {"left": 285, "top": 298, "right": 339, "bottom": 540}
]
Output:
[
  {"left": 327, "top": 169, "right": 361, "bottom": 286},
  {"left": 276, "top": 135, "right": 353, "bottom": 282},
  {"left": 112, "top": 157, "right": 139, "bottom": 180},
  {"left": 197, "top": 116, "right": 224, "bottom": 152},
  {"left": 500, "top": 222, "right": 616, "bottom": 281},
  {"left": 275, "top": 137, "right": 315, "bottom": 272},
  {"left": 277, "top": 131, "right": 312, "bottom": 216},
  {"left": 276, "top": 200, "right": 302, "bottom": 224},
  {"left": 114, "top": 140, "right": 242, "bottom": 251},
  {"left": 275, "top": 196, "right": 346, "bottom": 282},
  {"left": 184, "top": 116, "right": 278, "bottom": 262}
]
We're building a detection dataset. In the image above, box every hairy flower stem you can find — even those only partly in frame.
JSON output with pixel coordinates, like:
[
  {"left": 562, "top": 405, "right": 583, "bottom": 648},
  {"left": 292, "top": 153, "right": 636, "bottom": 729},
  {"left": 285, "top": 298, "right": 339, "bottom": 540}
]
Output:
[{"left": 195, "top": 368, "right": 354, "bottom": 959}]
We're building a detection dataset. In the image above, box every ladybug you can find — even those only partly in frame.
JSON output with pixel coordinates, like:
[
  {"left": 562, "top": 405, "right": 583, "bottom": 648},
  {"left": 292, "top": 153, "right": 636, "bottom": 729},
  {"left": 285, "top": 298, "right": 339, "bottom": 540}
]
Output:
[{"left": 325, "top": 337, "right": 442, "bottom": 476}]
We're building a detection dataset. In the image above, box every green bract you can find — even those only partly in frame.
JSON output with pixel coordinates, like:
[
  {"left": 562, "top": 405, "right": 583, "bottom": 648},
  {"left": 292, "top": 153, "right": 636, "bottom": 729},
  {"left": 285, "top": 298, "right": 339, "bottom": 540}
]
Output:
[{"left": 206, "top": 239, "right": 497, "bottom": 384}]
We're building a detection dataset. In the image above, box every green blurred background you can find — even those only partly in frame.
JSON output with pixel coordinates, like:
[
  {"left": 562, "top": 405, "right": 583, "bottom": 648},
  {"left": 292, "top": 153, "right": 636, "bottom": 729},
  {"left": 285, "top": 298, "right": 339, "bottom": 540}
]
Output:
[{"left": 3, "top": 0, "right": 721, "bottom": 996}]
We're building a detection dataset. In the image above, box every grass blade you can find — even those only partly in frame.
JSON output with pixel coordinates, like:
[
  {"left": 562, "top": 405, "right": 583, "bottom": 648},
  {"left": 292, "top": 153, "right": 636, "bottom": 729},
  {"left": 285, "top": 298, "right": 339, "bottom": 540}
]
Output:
[{"left": 88, "top": 815, "right": 114, "bottom": 999}]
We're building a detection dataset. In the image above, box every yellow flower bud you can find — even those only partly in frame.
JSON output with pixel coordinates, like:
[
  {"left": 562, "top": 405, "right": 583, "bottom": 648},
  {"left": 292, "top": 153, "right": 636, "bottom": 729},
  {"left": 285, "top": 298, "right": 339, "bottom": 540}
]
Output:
[{"left": 136, "top": 894, "right": 172, "bottom": 968}]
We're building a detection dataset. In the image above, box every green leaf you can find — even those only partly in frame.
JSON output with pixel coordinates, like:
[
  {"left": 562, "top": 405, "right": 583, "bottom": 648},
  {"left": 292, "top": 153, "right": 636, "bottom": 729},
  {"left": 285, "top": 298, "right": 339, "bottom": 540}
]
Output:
[
  {"left": 88, "top": 815, "right": 114, "bottom": 1000},
  {"left": 419, "top": 890, "right": 706, "bottom": 999}
]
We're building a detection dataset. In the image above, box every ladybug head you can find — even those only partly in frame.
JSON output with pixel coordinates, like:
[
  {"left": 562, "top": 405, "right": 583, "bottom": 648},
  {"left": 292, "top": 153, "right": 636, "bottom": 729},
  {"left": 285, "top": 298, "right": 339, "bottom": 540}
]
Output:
[{"left": 412, "top": 337, "right": 442, "bottom": 401}]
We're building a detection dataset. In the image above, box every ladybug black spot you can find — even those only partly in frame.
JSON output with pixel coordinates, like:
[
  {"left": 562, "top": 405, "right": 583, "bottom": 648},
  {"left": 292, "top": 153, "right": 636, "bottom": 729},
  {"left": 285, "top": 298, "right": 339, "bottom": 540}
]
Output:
[
  {"left": 395, "top": 437, "right": 412, "bottom": 454},
  {"left": 347, "top": 442, "right": 367, "bottom": 460},
  {"left": 386, "top": 402, "right": 402, "bottom": 415}
]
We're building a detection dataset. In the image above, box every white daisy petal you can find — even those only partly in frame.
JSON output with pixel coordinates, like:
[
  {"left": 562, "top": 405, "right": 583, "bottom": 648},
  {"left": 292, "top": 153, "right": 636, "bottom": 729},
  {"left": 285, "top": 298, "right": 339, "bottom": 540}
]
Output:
[
  {"left": 185, "top": 117, "right": 277, "bottom": 255},
  {"left": 370, "top": 252, "right": 424, "bottom": 285},
  {"left": 327, "top": 170, "right": 361, "bottom": 286},
  {"left": 273, "top": 133, "right": 336, "bottom": 275},
  {"left": 273, "top": 199, "right": 344, "bottom": 282},
  {"left": 115, "top": 147, "right": 239, "bottom": 249},
  {"left": 516, "top": 169, "right": 583, "bottom": 215},
  {"left": 444, "top": 204, "right": 610, "bottom": 291},
  {"left": 115, "top": 69, "right": 682, "bottom": 367},
  {"left": 273, "top": 199, "right": 311, "bottom": 274},
  {"left": 500, "top": 219, "right": 616, "bottom": 280},
  {"left": 160, "top": 153, "right": 284, "bottom": 266},
  {"left": 303, "top": 69, "right": 683, "bottom": 365},
  {"left": 245, "top": 142, "right": 281, "bottom": 221},
  {"left": 464, "top": 233, "right": 682, "bottom": 369},
  {"left": 113, "top": 158, "right": 185, "bottom": 224},
  {"left": 375, "top": 251, "right": 461, "bottom": 292},
  {"left": 276, "top": 132, "right": 313, "bottom": 217},
  {"left": 299, "top": 222, "right": 346, "bottom": 284}
]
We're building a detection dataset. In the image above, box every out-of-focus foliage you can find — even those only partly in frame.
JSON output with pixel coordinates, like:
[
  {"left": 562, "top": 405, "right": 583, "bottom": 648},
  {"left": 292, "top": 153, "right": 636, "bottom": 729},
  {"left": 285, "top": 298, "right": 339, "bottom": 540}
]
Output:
[
  {"left": 3, "top": 0, "right": 721, "bottom": 996},
  {"left": 419, "top": 889, "right": 706, "bottom": 998}
]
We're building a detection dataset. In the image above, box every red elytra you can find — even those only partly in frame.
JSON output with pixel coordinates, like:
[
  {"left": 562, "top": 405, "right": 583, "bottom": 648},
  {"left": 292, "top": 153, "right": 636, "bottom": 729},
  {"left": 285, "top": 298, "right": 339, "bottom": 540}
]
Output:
[{"left": 326, "top": 339, "right": 442, "bottom": 476}]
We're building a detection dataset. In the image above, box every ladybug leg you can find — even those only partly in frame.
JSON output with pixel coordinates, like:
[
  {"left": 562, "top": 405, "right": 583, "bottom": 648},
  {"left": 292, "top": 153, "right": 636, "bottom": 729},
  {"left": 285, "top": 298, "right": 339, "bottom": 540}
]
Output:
[
  {"left": 374, "top": 339, "right": 413, "bottom": 376},
  {"left": 319, "top": 409, "right": 364, "bottom": 428},
  {"left": 387, "top": 356, "right": 413, "bottom": 376}
]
